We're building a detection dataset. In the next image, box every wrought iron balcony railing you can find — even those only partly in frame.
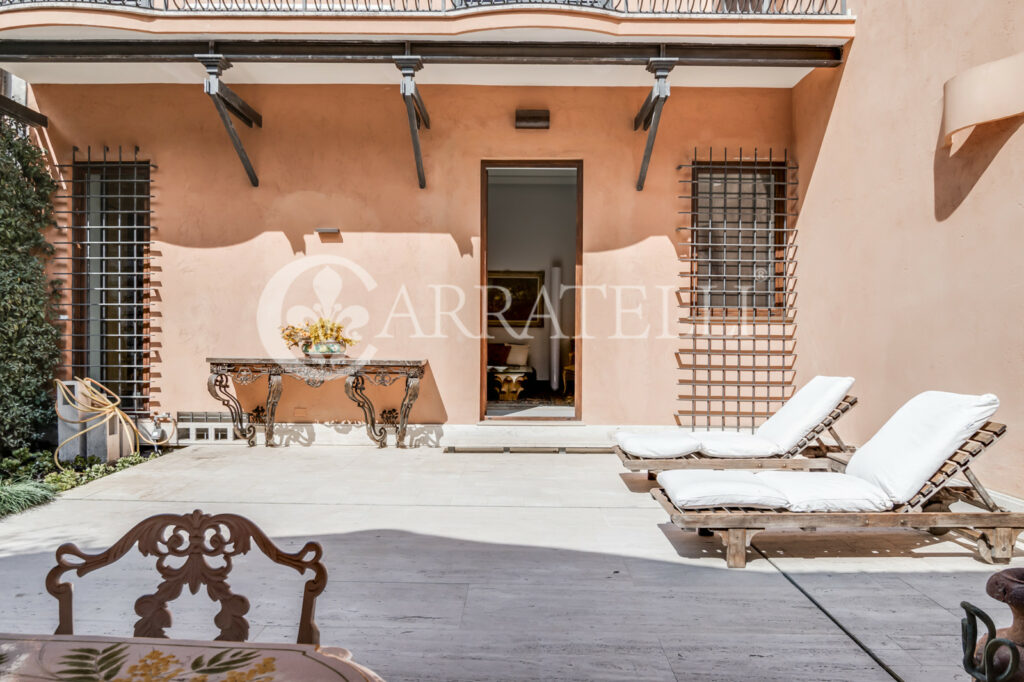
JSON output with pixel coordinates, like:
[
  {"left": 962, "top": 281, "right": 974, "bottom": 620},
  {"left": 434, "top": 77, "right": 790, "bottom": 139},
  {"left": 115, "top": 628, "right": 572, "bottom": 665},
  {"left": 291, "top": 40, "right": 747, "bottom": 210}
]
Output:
[{"left": 0, "top": 0, "right": 847, "bottom": 15}]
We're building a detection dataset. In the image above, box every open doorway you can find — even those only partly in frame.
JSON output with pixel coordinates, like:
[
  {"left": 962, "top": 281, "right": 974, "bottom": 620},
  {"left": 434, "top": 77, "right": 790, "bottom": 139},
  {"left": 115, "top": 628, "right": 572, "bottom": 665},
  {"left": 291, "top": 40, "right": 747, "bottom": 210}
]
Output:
[{"left": 481, "top": 162, "right": 581, "bottom": 420}]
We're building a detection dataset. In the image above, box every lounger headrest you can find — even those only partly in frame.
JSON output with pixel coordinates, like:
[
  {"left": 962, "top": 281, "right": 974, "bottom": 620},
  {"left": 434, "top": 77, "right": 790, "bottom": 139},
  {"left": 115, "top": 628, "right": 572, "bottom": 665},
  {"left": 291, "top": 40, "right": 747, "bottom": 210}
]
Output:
[
  {"left": 846, "top": 391, "right": 999, "bottom": 504},
  {"left": 755, "top": 375, "right": 854, "bottom": 452}
]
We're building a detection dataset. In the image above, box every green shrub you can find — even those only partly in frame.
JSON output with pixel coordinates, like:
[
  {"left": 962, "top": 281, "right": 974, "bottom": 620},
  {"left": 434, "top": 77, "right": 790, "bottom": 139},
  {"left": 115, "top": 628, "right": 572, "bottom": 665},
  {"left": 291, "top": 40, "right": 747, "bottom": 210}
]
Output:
[
  {"left": 42, "top": 468, "right": 81, "bottom": 492},
  {"left": 0, "top": 480, "right": 55, "bottom": 516},
  {"left": 58, "top": 454, "right": 103, "bottom": 471},
  {"left": 0, "top": 446, "right": 56, "bottom": 480},
  {"left": 0, "top": 118, "right": 60, "bottom": 456},
  {"left": 0, "top": 448, "right": 116, "bottom": 483},
  {"left": 43, "top": 452, "right": 156, "bottom": 491},
  {"left": 44, "top": 463, "right": 107, "bottom": 492},
  {"left": 113, "top": 453, "right": 147, "bottom": 471}
]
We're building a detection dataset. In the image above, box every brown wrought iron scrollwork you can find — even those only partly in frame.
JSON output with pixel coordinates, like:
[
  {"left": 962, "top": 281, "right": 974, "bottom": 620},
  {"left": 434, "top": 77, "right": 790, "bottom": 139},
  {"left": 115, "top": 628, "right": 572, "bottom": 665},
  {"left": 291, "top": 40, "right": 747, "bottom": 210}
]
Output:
[
  {"left": 397, "top": 371, "right": 423, "bottom": 449},
  {"left": 207, "top": 373, "right": 256, "bottom": 446},
  {"left": 206, "top": 357, "right": 426, "bottom": 447},
  {"left": 345, "top": 375, "right": 388, "bottom": 447},
  {"left": 233, "top": 367, "right": 258, "bottom": 385},
  {"left": 265, "top": 374, "right": 283, "bottom": 446},
  {"left": 366, "top": 371, "right": 401, "bottom": 387},
  {"left": 45, "top": 509, "right": 328, "bottom": 646},
  {"left": 290, "top": 363, "right": 342, "bottom": 388}
]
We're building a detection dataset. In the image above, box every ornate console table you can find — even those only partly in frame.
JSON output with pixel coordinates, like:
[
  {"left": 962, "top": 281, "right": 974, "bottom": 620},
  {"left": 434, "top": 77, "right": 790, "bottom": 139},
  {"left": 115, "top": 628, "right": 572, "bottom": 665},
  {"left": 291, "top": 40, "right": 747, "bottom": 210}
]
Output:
[{"left": 207, "top": 357, "right": 425, "bottom": 448}]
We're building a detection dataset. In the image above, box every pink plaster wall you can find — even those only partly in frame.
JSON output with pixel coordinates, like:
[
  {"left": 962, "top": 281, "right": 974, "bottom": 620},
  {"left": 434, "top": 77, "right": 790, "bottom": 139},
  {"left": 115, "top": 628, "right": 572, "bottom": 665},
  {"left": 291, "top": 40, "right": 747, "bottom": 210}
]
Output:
[
  {"left": 794, "top": 0, "right": 1024, "bottom": 496},
  {"left": 35, "top": 83, "right": 793, "bottom": 427}
]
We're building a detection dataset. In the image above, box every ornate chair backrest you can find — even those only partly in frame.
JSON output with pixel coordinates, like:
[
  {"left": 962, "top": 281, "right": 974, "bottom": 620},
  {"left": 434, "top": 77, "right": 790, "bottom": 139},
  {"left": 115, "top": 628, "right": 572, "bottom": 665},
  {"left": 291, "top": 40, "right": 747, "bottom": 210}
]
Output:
[{"left": 45, "top": 509, "right": 327, "bottom": 646}]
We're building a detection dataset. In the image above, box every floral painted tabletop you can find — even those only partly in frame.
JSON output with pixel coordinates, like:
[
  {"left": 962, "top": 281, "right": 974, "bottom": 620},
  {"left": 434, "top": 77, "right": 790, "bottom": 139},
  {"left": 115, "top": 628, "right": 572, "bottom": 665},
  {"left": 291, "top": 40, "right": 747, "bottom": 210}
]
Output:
[{"left": 0, "top": 633, "right": 383, "bottom": 682}]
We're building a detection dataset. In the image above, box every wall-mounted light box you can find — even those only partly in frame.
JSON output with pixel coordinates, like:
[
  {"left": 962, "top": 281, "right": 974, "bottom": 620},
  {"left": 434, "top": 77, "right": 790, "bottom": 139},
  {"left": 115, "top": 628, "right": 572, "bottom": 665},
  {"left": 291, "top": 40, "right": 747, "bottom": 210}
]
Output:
[{"left": 515, "top": 109, "right": 550, "bottom": 129}]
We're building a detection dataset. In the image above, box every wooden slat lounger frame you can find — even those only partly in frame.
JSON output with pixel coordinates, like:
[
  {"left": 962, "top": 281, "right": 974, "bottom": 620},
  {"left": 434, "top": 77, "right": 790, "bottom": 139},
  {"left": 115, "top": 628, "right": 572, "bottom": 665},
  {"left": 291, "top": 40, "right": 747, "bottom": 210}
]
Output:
[
  {"left": 616, "top": 395, "right": 857, "bottom": 474},
  {"left": 651, "top": 422, "right": 1024, "bottom": 568}
]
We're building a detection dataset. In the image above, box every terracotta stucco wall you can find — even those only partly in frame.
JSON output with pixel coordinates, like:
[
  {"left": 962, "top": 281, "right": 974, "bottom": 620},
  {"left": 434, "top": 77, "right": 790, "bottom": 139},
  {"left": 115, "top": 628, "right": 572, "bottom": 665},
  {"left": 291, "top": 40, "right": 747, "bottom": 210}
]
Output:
[
  {"left": 794, "top": 0, "right": 1024, "bottom": 496},
  {"left": 35, "top": 83, "right": 793, "bottom": 427}
]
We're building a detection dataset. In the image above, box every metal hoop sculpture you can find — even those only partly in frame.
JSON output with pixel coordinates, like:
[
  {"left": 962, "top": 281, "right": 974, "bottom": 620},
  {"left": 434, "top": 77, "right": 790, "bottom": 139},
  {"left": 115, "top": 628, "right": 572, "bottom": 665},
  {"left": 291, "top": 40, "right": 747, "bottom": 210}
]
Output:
[{"left": 962, "top": 601, "right": 1022, "bottom": 682}]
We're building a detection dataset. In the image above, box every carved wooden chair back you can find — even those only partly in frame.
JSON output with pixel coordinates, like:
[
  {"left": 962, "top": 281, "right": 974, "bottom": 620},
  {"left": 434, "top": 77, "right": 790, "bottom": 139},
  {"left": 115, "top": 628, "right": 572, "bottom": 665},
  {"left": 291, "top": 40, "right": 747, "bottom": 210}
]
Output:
[{"left": 45, "top": 509, "right": 327, "bottom": 646}]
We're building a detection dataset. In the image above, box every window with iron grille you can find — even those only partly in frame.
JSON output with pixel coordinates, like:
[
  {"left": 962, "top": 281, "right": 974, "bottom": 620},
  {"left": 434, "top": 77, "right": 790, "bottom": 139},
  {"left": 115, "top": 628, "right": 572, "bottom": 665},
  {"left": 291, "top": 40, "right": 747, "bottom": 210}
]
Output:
[
  {"left": 55, "top": 147, "right": 154, "bottom": 417},
  {"left": 677, "top": 149, "right": 797, "bottom": 430},
  {"left": 690, "top": 162, "right": 789, "bottom": 312}
]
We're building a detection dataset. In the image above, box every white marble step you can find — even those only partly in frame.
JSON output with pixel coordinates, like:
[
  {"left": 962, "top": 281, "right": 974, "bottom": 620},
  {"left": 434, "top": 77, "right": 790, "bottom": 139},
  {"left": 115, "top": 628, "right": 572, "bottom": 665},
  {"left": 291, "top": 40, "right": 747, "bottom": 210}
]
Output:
[{"left": 168, "top": 421, "right": 680, "bottom": 450}]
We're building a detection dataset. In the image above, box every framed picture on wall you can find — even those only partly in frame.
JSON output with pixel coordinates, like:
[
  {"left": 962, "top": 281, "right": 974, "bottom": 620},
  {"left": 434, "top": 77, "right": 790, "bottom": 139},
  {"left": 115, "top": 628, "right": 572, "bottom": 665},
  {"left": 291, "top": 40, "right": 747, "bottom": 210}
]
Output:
[{"left": 487, "top": 271, "right": 545, "bottom": 327}]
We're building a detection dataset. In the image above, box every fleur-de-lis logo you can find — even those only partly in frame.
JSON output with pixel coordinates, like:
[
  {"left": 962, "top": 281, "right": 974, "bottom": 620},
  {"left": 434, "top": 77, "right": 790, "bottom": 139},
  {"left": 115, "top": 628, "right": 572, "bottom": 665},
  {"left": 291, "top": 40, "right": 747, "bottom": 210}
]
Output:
[
  {"left": 285, "top": 267, "right": 369, "bottom": 334},
  {"left": 257, "top": 255, "right": 378, "bottom": 360}
]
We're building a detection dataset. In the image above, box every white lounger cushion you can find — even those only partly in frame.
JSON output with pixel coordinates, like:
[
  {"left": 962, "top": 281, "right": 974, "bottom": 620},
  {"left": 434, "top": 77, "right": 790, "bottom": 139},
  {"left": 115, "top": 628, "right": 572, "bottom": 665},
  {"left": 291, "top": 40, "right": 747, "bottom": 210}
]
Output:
[
  {"left": 690, "top": 432, "right": 783, "bottom": 458},
  {"left": 755, "top": 472, "right": 892, "bottom": 512},
  {"left": 755, "top": 375, "right": 855, "bottom": 452},
  {"left": 846, "top": 391, "right": 999, "bottom": 504},
  {"left": 658, "top": 470, "right": 892, "bottom": 513},
  {"left": 614, "top": 431, "right": 701, "bottom": 458},
  {"left": 615, "top": 375, "right": 853, "bottom": 460},
  {"left": 657, "top": 471, "right": 789, "bottom": 509},
  {"left": 614, "top": 430, "right": 778, "bottom": 458}
]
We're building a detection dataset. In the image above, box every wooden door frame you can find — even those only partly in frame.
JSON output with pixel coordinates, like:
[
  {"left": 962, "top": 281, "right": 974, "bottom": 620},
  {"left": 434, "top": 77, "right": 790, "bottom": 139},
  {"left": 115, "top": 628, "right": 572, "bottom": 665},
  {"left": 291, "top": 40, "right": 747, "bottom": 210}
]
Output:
[{"left": 480, "top": 159, "right": 583, "bottom": 422}]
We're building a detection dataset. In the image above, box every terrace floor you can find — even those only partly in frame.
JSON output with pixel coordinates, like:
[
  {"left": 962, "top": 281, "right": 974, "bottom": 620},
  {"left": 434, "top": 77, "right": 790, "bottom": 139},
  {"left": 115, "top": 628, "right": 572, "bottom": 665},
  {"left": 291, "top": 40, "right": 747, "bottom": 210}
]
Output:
[{"left": 0, "top": 446, "right": 1018, "bottom": 681}]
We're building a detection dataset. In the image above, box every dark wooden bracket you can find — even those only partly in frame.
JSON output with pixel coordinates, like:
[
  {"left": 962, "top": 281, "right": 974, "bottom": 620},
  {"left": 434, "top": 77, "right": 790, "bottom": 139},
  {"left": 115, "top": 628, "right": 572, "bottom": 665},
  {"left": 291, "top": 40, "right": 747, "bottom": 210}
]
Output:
[
  {"left": 0, "top": 94, "right": 47, "bottom": 127},
  {"left": 395, "top": 56, "right": 430, "bottom": 189},
  {"left": 196, "top": 53, "right": 261, "bottom": 187},
  {"left": 633, "top": 57, "right": 676, "bottom": 191}
]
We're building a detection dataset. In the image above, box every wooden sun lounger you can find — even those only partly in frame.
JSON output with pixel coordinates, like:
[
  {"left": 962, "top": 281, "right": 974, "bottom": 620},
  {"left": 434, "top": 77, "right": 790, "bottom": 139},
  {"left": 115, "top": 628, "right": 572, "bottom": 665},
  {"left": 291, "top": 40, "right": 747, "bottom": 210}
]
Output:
[
  {"left": 617, "top": 395, "right": 857, "bottom": 475},
  {"left": 651, "top": 421, "right": 1024, "bottom": 568}
]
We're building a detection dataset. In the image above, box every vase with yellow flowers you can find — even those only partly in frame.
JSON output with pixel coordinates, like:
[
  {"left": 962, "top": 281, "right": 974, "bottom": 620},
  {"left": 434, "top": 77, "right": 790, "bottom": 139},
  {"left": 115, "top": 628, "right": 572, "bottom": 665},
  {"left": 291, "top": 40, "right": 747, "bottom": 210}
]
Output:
[{"left": 281, "top": 318, "right": 356, "bottom": 358}]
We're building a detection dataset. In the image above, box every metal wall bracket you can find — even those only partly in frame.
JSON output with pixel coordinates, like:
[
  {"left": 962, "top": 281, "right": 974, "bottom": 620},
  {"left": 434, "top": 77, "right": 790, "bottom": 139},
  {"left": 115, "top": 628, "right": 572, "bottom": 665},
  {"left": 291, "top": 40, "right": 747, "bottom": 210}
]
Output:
[
  {"left": 633, "top": 57, "right": 676, "bottom": 191},
  {"left": 196, "top": 53, "right": 261, "bottom": 187},
  {"left": 395, "top": 56, "right": 430, "bottom": 189},
  {"left": 0, "top": 94, "right": 47, "bottom": 128}
]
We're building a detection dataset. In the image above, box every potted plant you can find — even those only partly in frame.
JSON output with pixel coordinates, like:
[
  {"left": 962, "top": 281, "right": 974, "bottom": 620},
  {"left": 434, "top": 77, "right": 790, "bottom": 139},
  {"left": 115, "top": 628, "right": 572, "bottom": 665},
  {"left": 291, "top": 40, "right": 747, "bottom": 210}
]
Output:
[{"left": 281, "top": 318, "right": 356, "bottom": 358}]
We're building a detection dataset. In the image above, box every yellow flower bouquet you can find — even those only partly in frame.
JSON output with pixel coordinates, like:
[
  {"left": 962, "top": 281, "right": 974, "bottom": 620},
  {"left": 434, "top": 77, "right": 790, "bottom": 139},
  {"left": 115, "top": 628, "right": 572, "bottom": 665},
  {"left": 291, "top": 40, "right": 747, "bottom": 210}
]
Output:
[{"left": 281, "top": 318, "right": 356, "bottom": 357}]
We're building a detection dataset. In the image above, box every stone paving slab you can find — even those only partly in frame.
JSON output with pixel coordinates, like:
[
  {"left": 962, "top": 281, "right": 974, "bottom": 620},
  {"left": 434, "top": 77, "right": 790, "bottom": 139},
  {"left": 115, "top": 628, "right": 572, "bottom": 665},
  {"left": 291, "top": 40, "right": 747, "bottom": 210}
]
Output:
[{"left": 0, "top": 446, "right": 1018, "bottom": 681}]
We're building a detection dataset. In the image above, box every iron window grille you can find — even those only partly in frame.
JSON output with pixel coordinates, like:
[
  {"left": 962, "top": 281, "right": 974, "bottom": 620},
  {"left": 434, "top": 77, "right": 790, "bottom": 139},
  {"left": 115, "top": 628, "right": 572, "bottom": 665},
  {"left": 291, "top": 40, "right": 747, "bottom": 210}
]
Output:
[
  {"left": 676, "top": 148, "right": 798, "bottom": 431},
  {"left": 54, "top": 146, "right": 155, "bottom": 417}
]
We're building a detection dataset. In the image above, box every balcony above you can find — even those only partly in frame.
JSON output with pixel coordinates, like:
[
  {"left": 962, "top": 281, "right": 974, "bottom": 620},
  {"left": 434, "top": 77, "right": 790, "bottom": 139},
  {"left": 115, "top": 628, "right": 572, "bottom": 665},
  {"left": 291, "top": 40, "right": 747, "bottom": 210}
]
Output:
[
  {"left": 0, "top": 0, "right": 855, "bottom": 52},
  {"left": 0, "top": 0, "right": 853, "bottom": 88},
  {"left": 0, "top": 0, "right": 848, "bottom": 15}
]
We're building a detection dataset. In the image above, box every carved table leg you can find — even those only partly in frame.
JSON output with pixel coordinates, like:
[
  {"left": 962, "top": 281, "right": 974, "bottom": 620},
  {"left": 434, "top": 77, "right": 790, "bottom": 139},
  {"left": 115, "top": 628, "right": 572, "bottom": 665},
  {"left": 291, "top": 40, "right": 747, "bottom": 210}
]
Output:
[
  {"left": 208, "top": 372, "right": 256, "bottom": 446},
  {"left": 345, "top": 374, "right": 387, "bottom": 448},
  {"left": 396, "top": 374, "right": 421, "bottom": 449},
  {"left": 265, "top": 374, "right": 283, "bottom": 447}
]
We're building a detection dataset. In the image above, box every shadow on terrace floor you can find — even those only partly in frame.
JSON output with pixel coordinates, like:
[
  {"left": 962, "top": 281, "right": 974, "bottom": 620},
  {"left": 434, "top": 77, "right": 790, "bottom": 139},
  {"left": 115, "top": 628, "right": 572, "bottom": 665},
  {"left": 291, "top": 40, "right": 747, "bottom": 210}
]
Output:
[{"left": 0, "top": 527, "right": 1015, "bottom": 682}]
